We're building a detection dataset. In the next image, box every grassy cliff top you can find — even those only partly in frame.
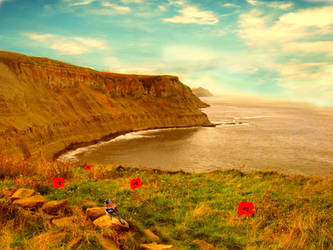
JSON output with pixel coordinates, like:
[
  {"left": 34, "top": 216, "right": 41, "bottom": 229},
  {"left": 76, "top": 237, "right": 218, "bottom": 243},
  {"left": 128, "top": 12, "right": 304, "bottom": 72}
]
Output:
[{"left": 0, "top": 157, "right": 332, "bottom": 249}]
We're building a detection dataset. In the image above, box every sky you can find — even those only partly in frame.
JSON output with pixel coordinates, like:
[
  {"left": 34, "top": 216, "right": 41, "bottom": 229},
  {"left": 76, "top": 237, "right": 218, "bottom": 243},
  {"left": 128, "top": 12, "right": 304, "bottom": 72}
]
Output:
[{"left": 0, "top": 0, "right": 333, "bottom": 106}]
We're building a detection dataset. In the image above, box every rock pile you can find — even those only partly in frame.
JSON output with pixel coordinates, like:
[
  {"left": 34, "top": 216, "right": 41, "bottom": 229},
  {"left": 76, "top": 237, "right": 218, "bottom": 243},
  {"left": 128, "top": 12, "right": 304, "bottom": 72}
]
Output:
[{"left": 1, "top": 188, "right": 174, "bottom": 249}]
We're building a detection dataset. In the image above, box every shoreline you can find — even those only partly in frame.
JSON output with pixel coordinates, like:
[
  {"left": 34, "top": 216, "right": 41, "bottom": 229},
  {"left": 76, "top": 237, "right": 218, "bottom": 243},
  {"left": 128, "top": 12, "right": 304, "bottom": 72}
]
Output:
[{"left": 54, "top": 123, "right": 216, "bottom": 162}]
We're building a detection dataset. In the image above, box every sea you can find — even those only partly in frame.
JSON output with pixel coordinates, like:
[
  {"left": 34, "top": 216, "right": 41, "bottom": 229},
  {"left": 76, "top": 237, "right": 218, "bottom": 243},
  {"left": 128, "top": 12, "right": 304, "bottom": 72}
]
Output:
[{"left": 58, "top": 96, "right": 333, "bottom": 177}]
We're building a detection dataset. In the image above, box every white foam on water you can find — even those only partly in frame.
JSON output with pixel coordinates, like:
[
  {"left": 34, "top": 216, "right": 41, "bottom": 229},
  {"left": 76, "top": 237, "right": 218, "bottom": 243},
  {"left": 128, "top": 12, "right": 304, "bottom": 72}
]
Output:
[{"left": 57, "top": 130, "right": 160, "bottom": 163}]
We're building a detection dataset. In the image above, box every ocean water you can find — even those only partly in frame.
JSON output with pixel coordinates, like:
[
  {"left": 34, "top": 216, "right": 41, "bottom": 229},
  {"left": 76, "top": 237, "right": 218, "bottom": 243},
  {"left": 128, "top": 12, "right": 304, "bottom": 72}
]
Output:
[{"left": 59, "top": 96, "right": 333, "bottom": 177}]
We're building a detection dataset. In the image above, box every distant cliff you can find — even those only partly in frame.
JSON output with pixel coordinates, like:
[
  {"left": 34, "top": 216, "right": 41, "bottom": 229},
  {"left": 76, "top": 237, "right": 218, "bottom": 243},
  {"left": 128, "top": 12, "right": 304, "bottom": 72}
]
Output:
[
  {"left": 192, "top": 87, "right": 213, "bottom": 97},
  {"left": 0, "top": 51, "right": 212, "bottom": 160}
]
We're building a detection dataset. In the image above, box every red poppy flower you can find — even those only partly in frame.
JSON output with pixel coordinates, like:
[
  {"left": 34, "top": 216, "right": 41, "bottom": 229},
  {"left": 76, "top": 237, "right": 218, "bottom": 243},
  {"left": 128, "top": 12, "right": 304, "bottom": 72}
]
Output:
[
  {"left": 84, "top": 164, "right": 92, "bottom": 170},
  {"left": 52, "top": 178, "right": 65, "bottom": 188},
  {"left": 237, "top": 201, "right": 254, "bottom": 216},
  {"left": 130, "top": 178, "right": 142, "bottom": 190}
]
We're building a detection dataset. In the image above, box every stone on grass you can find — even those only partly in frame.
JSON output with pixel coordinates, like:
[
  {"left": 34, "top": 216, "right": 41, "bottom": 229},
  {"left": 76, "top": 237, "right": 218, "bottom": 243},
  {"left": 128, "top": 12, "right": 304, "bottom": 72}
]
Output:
[
  {"left": 144, "top": 229, "right": 160, "bottom": 242},
  {"left": 42, "top": 200, "right": 68, "bottom": 215},
  {"left": 11, "top": 188, "right": 35, "bottom": 200},
  {"left": 140, "top": 242, "right": 173, "bottom": 250},
  {"left": 12, "top": 195, "right": 46, "bottom": 209},
  {"left": 193, "top": 239, "right": 215, "bottom": 250},
  {"left": 93, "top": 215, "right": 129, "bottom": 231},
  {"left": 52, "top": 216, "right": 76, "bottom": 228},
  {"left": 86, "top": 207, "right": 105, "bottom": 221},
  {"left": 98, "top": 234, "right": 120, "bottom": 250}
]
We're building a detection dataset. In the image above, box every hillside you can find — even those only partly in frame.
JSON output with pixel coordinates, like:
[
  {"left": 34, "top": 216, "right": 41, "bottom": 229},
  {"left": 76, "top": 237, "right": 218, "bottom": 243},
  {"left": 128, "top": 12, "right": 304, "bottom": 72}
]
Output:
[{"left": 0, "top": 51, "right": 212, "bottom": 160}]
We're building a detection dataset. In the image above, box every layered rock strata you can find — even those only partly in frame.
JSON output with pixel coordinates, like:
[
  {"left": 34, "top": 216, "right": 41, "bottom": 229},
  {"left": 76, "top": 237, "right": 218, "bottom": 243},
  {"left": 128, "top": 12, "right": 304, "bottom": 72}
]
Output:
[{"left": 0, "top": 51, "right": 212, "bottom": 160}]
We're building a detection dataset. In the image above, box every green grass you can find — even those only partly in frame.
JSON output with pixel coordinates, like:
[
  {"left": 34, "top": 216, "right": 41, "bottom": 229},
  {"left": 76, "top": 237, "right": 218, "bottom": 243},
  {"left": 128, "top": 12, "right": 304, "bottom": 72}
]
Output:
[{"left": 1, "top": 163, "right": 332, "bottom": 249}]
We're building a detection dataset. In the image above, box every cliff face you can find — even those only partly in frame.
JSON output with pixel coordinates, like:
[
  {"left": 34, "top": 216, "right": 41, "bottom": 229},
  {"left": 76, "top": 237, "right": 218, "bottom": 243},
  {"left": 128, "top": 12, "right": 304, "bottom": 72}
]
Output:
[{"left": 0, "top": 51, "right": 211, "bottom": 160}]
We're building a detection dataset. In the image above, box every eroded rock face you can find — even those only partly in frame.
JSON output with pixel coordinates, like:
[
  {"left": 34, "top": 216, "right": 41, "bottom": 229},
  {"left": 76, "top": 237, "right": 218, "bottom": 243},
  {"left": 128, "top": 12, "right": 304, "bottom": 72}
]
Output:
[{"left": 0, "top": 51, "right": 211, "bottom": 160}]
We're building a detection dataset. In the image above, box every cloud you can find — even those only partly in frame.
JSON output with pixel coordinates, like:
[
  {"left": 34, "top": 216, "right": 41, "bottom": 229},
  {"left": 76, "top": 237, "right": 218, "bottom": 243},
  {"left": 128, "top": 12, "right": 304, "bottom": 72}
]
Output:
[
  {"left": 159, "top": 5, "right": 167, "bottom": 11},
  {"left": 267, "top": 2, "right": 293, "bottom": 9},
  {"left": 102, "top": 2, "right": 131, "bottom": 13},
  {"left": 238, "top": 11, "right": 306, "bottom": 46},
  {"left": 163, "top": 6, "right": 218, "bottom": 25},
  {"left": 120, "top": 0, "right": 142, "bottom": 3},
  {"left": 279, "top": 5, "right": 333, "bottom": 29},
  {"left": 238, "top": 6, "right": 333, "bottom": 105},
  {"left": 223, "top": 3, "right": 239, "bottom": 7},
  {"left": 247, "top": 0, "right": 257, "bottom": 5},
  {"left": 169, "top": 0, "right": 185, "bottom": 5},
  {"left": 283, "top": 41, "right": 333, "bottom": 56},
  {"left": 65, "top": 0, "right": 94, "bottom": 6},
  {"left": 247, "top": 0, "right": 293, "bottom": 9},
  {"left": 27, "top": 33, "right": 107, "bottom": 55}
]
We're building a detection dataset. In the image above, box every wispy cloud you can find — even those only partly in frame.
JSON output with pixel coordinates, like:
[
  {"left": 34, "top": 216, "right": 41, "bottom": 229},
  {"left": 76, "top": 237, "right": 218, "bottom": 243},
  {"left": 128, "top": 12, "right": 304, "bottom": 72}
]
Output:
[
  {"left": 102, "top": 2, "right": 131, "bottom": 13},
  {"left": 65, "top": 0, "right": 94, "bottom": 6},
  {"left": 163, "top": 6, "right": 218, "bottom": 25},
  {"left": 27, "top": 33, "right": 107, "bottom": 55},
  {"left": 223, "top": 3, "right": 240, "bottom": 8},
  {"left": 247, "top": 0, "right": 293, "bottom": 9}
]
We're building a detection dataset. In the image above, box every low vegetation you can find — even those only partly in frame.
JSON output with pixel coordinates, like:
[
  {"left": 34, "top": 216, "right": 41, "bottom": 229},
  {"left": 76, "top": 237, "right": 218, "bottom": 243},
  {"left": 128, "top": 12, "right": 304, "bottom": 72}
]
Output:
[{"left": 0, "top": 155, "right": 332, "bottom": 249}]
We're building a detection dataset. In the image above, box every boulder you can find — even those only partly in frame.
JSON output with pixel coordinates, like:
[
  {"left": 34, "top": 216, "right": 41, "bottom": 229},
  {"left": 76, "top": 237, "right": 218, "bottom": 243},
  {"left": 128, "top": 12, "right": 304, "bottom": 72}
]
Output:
[
  {"left": 93, "top": 215, "right": 129, "bottom": 231},
  {"left": 86, "top": 207, "right": 105, "bottom": 221},
  {"left": 12, "top": 195, "right": 46, "bottom": 209},
  {"left": 42, "top": 200, "right": 68, "bottom": 215},
  {"left": 144, "top": 229, "right": 160, "bottom": 242},
  {"left": 140, "top": 242, "right": 173, "bottom": 250},
  {"left": 52, "top": 216, "right": 76, "bottom": 228},
  {"left": 11, "top": 188, "right": 35, "bottom": 200},
  {"left": 98, "top": 234, "right": 120, "bottom": 250}
]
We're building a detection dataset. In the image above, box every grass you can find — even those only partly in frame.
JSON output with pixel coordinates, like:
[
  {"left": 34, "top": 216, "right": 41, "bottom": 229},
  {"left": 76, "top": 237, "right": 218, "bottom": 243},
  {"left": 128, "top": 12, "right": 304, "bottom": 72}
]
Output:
[{"left": 0, "top": 156, "right": 332, "bottom": 249}]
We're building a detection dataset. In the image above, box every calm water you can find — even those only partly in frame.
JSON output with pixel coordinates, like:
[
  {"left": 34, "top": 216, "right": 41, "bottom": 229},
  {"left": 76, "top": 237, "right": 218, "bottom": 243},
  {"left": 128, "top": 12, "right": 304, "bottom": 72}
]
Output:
[{"left": 59, "top": 96, "right": 333, "bottom": 177}]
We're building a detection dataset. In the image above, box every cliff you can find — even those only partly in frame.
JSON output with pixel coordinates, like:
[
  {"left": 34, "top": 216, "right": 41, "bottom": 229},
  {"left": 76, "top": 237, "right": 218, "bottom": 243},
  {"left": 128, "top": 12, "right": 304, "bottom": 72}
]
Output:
[
  {"left": 191, "top": 87, "right": 213, "bottom": 97},
  {"left": 0, "top": 51, "right": 212, "bottom": 160}
]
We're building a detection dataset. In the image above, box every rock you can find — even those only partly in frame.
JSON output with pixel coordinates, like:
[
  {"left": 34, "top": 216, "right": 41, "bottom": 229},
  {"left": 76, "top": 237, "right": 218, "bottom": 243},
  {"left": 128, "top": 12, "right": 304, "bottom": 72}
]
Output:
[
  {"left": 68, "top": 236, "right": 83, "bottom": 249},
  {"left": 11, "top": 188, "right": 35, "bottom": 200},
  {"left": 12, "top": 195, "right": 46, "bottom": 208},
  {"left": 98, "top": 234, "right": 120, "bottom": 250},
  {"left": 52, "top": 216, "right": 76, "bottom": 228},
  {"left": 82, "top": 201, "right": 97, "bottom": 210},
  {"left": 86, "top": 207, "right": 105, "bottom": 221},
  {"left": 140, "top": 242, "right": 173, "bottom": 250},
  {"left": 193, "top": 239, "right": 215, "bottom": 250},
  {"left": 42, "top": 200, "right": 68, "bottom": 215},
  {"left": 93, "top": 215, "right": 129, "bottom": 231},
  {"left": 144, "top": 229, "right": 160, "bottom": 242}
]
